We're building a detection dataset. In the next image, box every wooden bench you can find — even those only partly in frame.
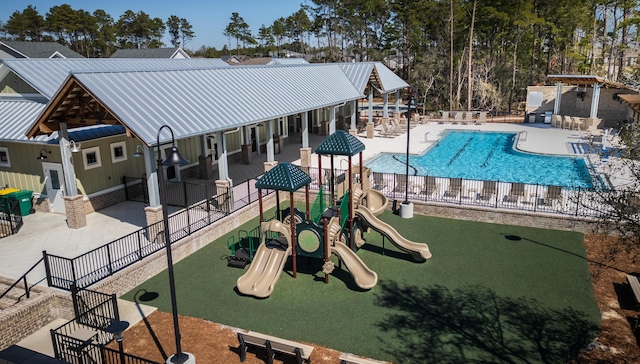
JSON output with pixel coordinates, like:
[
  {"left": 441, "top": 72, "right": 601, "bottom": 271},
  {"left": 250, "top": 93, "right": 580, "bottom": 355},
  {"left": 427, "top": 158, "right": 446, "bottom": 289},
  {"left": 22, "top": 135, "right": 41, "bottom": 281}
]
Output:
[
  {"left": 340, "top": 352, "right": 387, "bottom": 364},
  {"left": 626, "top": 274, "right": 640, "bottom": 308},
  {"left": 237, "top": 330, "right": 313, "bottom": 364}
]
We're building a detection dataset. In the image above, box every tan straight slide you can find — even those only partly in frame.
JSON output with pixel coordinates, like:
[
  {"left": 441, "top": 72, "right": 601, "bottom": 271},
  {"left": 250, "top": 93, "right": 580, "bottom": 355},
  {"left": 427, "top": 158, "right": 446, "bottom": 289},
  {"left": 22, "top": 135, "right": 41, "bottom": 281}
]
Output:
[
  {"left": 236, "top": 243, "right": 291, "bottom": 298},
  {"left": 330, "top": 240, "right": 378, "bottom": 289},
  {"left": 355, "top": 206, "right": 431, "bottom": 261}
]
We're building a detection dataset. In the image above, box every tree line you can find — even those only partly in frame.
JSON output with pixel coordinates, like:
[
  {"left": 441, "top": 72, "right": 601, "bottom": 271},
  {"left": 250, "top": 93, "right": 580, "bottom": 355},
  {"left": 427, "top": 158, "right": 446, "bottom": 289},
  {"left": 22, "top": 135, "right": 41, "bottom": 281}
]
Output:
[
  {"left": 212, "top": 0, "right": 640, "bottom": 113},
  {"left": 2, "top": 1, "right": 640, "bottom": 112},
  {"left": 0, "top": 4, "right": 194, "bottom": 57}
]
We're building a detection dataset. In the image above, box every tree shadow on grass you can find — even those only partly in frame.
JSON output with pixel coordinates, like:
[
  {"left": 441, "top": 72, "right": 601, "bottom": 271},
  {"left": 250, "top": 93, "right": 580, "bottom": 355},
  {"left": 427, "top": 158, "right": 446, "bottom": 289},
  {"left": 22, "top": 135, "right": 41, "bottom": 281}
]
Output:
[{"left": 376, "top": 281, "right": 598, "bottom": 364}]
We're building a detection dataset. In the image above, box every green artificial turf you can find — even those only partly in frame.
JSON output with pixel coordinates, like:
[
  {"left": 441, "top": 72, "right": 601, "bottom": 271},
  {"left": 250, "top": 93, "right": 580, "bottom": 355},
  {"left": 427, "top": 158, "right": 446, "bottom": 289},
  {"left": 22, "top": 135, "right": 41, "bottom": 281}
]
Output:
[{"left": 121, "top": 211, "right": 600, "bottom": 363}]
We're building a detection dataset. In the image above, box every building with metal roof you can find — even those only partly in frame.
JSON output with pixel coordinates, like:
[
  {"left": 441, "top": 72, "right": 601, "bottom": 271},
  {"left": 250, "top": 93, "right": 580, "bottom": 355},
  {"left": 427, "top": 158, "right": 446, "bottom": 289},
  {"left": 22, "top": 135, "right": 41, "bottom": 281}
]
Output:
[
  {"left": 0, "top": 41, "right": 85, "bottom": 59},
  {"left": 0, "top": 58, "right": 410, "bottom": 227},
  {"left": 111, "top": 48, "right": 190, "bottom": 59}
]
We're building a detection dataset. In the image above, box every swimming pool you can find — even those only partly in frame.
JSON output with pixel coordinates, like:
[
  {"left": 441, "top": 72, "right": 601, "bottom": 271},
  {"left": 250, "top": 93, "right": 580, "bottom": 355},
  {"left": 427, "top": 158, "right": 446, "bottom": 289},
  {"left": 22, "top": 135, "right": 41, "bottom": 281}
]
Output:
[{"left": 365, "top": 131, "right": 594, "bottom": 188}]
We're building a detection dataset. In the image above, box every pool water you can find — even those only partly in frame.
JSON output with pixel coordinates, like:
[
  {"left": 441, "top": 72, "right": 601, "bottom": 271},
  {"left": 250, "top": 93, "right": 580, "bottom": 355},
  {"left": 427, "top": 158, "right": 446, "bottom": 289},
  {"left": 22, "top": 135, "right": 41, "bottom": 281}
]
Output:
[{"left": 366, "top": 131, "right": 594, "bottom": 188}]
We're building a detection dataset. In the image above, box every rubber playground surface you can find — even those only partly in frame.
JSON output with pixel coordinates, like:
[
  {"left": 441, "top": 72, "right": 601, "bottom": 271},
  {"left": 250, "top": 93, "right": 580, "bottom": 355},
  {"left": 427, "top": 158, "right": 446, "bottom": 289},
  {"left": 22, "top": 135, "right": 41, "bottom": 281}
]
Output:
[{"left": 121, "top": 211, "right": 600, "bottom": 363}]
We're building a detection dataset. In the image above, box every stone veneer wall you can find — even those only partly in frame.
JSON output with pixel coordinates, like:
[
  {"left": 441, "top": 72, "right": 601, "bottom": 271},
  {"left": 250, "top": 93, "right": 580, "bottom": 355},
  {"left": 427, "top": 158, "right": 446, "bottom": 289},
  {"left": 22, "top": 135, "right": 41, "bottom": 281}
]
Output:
[
  {"left": 0, "top": 282, "right": 74, "bottom": 350},
  {"left": 84, "top": 188, "right": 127, "bottom": 214}
]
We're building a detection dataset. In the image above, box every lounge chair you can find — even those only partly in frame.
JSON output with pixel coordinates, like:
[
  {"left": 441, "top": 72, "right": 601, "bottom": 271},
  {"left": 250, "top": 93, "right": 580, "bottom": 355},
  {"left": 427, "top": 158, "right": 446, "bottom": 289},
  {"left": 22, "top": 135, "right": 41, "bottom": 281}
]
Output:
[
  {"left": 452, "top": 112, "right": 463, "bottom": 124},
  {"left": 543, "top": 185, "right": 563, "bottom": 208},
  {"left": 462, "top": 112, "right": 474, "bottom": 125},
  {"left": 476, "top": 180, "right": 497, "bottom": 203},
  {"left": 475, "top": 111, "right": 487, "bottom": 125},
  {"left": 503, "top": 182, "right": 525, "bottom": 204},
  {"left": 442, "top": 178, "right": 463, "bottom": 199},
  {"left": 371, "top": 172, "right": 387, "bottom": 190},
  {"left": 572, "top": 117, "right": 584, "bottom": 131},
  {"left": 417, "top": 176, "right": 439, "bottom": 199},
  {"left": 393, "top": 174, "right": 408, "bottom": 196},
  {"left": 551, "top": 114, "right": 561, "bottom": 128},
  {"left": 380, "top": 121, "right": 400, "bottom": 137},
  {"left": 436, "top": 111, "right": 450, "bottom": 124},
  {"left": 562, "top": 115, "right": 572, "bottom": 129}
]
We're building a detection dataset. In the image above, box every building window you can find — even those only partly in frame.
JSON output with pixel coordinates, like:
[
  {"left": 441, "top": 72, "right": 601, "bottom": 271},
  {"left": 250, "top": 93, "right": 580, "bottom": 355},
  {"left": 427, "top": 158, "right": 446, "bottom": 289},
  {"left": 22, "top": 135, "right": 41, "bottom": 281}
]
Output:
[
  {"left": 0, "top": 147, "right": 10, "bottom": 168},
  {"left": 82, "top": 146, "right": 102, "bottom": 170},
  {"left": 110, "top": 141, "right": 127, "bottom": 163}
]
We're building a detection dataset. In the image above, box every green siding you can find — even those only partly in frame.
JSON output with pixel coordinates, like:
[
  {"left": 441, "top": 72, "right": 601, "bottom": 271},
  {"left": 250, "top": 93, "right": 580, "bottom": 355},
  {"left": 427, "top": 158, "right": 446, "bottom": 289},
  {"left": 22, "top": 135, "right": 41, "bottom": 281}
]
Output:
[
  {"left": 0, "top": 143, "right": 60, "bottom": 195},
  {"left": 0, "top": 72, "right": 38, "bottom": 94}
]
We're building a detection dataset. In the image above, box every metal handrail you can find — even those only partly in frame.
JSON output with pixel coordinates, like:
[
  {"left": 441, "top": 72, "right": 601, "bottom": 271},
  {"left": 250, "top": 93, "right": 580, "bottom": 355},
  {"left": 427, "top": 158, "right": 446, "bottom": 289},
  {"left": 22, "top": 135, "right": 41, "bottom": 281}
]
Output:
[{"left": 0, "top": 256, "right": 45, "bottom": 303}]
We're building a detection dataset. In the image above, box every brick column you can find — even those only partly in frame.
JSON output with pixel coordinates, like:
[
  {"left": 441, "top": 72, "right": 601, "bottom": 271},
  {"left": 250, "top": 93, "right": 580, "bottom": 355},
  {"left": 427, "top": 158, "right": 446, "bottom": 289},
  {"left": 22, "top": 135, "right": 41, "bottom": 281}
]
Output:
[
  {"left": 366, "top": 122, "right": 374, "bottom": 139},
  {"left": 144, "top": 206, "right": 164, "bottom": 244},
  {"left": 63, "top": 195, "right": 86, "bottom": 229},
  {"left": 198, "top": 155, "right": 214, "bottom": 180},
  {"left": 264, "top": 161, "right": 278, "bottom": 173},
  {"left": 216, "top": 179, "right": 233, "bottom": 212},
  {"left": 241, "top": 144, "right": 252, "bottom": 164},
  {"left": 299, "top": 148, "right": 311, "bottom": 167}
]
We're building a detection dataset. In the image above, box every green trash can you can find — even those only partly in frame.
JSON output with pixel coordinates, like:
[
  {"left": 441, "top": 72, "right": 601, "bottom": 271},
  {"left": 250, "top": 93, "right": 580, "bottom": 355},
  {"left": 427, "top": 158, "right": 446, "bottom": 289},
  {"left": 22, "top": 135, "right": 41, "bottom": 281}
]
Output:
[{"left": 9, "top": 190, "right": 34, "bottom": 216}]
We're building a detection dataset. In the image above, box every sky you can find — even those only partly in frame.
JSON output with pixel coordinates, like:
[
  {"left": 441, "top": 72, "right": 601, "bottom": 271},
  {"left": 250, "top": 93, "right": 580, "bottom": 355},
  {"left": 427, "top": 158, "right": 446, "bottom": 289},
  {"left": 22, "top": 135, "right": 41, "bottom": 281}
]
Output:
[{"left": 0, "top": 0, "right": 307, "bottom": 50}]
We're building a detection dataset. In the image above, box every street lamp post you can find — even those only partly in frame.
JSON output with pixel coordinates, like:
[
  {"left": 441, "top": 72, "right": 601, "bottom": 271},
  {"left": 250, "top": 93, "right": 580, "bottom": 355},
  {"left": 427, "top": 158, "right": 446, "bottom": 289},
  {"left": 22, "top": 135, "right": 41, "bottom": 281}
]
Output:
[
  {"left": 400, "top": 91, "right": 417, "bottom": 219},
  {"left": 105, "top": 320, "right": 129, "bottom": 364},
  {"left": 156, "top": 125, "right": 194, "bottom": 364}
]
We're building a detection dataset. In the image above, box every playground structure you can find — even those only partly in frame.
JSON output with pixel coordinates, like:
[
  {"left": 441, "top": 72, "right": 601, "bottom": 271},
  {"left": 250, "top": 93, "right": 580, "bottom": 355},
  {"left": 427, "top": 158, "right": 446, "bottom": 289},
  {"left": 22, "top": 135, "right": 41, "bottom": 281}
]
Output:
[{"left": 235, "top": 131, "right": 431, "bottom": 298}]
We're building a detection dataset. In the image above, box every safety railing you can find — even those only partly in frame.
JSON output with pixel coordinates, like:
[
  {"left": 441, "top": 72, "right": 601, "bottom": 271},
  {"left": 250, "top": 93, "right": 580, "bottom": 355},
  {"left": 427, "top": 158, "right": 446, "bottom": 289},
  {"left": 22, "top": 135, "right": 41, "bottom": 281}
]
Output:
[{"left": 44, "top": 177, "right": 269, "bottom": 291}]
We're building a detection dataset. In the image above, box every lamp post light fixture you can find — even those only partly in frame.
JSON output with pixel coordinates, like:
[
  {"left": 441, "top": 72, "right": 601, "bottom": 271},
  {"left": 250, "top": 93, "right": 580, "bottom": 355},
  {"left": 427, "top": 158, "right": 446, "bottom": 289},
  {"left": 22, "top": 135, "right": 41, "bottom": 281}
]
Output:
[
  {"left": 156, "top": 125, "right": 193, "bottom": 364},
  {"left": 106, "top": 320, "right": 129, "bottom": 364},
  {"left": 400, "top": 91, "right": 417, "bottom": 219}
]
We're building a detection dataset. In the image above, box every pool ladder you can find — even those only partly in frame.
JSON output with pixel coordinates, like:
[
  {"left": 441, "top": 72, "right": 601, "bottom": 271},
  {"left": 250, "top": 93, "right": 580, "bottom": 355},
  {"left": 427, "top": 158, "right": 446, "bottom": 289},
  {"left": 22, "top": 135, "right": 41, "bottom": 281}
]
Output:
[{"left": 518, "top": 130, "right": 528, "bottom": 143}]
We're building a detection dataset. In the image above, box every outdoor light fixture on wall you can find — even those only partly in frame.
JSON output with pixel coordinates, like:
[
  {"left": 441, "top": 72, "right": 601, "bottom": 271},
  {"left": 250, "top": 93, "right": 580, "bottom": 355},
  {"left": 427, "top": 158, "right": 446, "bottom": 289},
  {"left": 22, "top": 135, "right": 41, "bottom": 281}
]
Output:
[
  {"left": 133, "top": 145, "right": 144, "bottom": 158},
  {"left": 36, "top": 148, "right": 51, "bottom": 160},
  {"left": 68, "top": 140, "right": 81, "bottom": 153}
]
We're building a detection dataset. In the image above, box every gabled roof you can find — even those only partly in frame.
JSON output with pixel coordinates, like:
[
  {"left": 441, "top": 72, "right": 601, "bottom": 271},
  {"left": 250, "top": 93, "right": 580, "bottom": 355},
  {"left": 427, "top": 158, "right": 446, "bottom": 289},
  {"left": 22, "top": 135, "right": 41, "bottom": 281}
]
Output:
[
  {"left": 255, "top": 162, "right": 311, "bottom": 191},
  {"left": 0, "top": 58, "right": 229, "bottom": 99},
  {"left": 0, "top": 99, "right": 47, "bottom": 141},
  {"left": 271, "top": 58, "right": 308, "bottom": 65},
  {"left": 111, "top": 48, "right": 190, "bottom": 59},
  {"left": 28, "top": 64, "right": 364, "bottom": 145},
  {"left": 322, "top": 62, "right": 409, "bottom": 94},
  {"left": 0, "top": 41, "right": 84, "bottom": 59},
  {"left": 315, "top": 130, "right": 365, "bottom": 156}
]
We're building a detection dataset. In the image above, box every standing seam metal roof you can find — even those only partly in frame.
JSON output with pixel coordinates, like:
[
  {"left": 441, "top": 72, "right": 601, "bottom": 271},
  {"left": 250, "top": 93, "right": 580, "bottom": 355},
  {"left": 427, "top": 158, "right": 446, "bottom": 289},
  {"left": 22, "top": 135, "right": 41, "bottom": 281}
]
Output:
[
  {"left": 0, "top": 58, "right": 229, "bottom": 99},
  {"left": 69, "top": 64, "right": 364, "bottom": 145},
  {"left": 0, "top": 100, "right": 47, "bottom": 141}
]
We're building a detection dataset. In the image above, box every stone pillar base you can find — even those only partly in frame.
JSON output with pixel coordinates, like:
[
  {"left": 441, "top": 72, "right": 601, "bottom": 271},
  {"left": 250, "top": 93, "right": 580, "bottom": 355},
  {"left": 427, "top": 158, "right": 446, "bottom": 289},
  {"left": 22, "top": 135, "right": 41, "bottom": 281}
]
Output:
[
  {"left": 241, "top": 145, "right": 252, "bottom": 165},
  {"left": 144, "top": 205, "right": 164, "bottom": 244},
  {"left": 216, "top": 179, "right": 233, "bottom": 212},
  {"left": 348, "top": 128, "right": 357, "bottom": 137},
  {"left": 320, "top": 121, "right": 329, "bottom": 136},
  {"left": 299, "top": 148, "right": 311, "bottom": 167},
  {"left": 264, "top": 161, "right": 278, "bottom": 173},
  {"left": 63, "top": 195, "right": 86, "bottom": 229},
  {"left": 366, "top": 122, "right": 374, "bottom": 139},
  {"left": 198, "top": 155, "right": 214, "bottom": 180}
]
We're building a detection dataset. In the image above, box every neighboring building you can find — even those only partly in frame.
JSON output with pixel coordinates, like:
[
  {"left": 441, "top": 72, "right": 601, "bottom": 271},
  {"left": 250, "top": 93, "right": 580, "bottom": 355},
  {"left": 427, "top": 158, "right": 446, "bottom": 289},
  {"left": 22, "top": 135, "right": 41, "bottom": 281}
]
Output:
[
  {"left": 526, "top": 75, "right": 639, "bottom": 128},
  {"left": 237, "top": 57, "right": 309, "bottom": 66},
  {"left": 0, "top": 41, "right": 85, "bottom": 59},
  {"left": 111, "top": 48, "right": 190, "bottom": 59}
]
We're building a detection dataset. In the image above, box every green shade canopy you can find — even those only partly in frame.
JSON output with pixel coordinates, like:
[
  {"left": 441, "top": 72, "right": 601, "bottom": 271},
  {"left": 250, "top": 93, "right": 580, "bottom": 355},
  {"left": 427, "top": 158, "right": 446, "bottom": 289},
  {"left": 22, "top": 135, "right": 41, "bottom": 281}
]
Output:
[
  {"left": 255, "top": 162, "right": 312, "bottom": 192},
  {"left": 315, "top": 130, "right": 365, "bottom": 156}
]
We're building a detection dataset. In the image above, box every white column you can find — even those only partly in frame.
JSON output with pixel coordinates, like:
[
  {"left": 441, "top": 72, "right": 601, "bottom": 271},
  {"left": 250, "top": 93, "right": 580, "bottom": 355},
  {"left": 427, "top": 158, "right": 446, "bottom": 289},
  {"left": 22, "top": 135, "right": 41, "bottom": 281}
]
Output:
[
  {"left": 590, "top": 83, "right": 601, "bottom": 118},
  {"left": 368, "top": 88, "right": 373, "bottom": 124},
  {"left": 383, "top": 93, "right": 389, "bottom": 117},
  {"left": 218, "top": 131, "right": 229, "bottom": 181},
  {"left": 267, "top": 119, "right": 275, "bottom": 162},
  {"left": 395, "top": 90, "right": 401, "bottom": 112},
  {"left": 350, "top": 100, "right": 357, "bottom": 130},
  {"left": 255, "top": 125, "right": 260, "bottom": 155},
  {"left": 302, "top": 113, "right": 309, "bottom": 148},
  {"left": 58, "top": 122, "right": 78, "bottom": 197},
  {"left": 330, "top": 105, "right": 337, "bottom": 134},
  {"left": 553, "top": 81, "right": 562, "bottom": 114},
  {"left": 144, "top": 145, "right": 160, "bottom": 207}
]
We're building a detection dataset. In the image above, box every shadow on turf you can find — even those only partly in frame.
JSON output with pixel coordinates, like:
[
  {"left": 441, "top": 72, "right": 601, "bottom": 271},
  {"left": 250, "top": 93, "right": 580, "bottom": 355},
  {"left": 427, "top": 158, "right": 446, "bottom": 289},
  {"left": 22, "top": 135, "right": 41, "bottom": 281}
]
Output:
[{"left": 375, "top": 281, "right": 598, "bottom": 363}]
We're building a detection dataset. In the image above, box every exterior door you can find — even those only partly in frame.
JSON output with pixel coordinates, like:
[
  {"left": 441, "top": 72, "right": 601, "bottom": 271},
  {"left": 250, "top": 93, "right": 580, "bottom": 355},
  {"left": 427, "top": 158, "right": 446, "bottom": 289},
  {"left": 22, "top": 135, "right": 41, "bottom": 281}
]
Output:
[{"left": 41, "top": 162, "right": 66, "bottom": 213}]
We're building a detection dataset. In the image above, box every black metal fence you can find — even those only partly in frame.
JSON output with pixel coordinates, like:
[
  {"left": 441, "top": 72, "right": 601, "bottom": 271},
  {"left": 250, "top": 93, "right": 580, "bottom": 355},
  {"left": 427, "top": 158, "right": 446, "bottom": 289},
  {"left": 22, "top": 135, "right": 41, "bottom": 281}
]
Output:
[
  {"left": 122, "top": 177, "right": 148, "bottom": 203},
  {"left": 71, "top": 285, "right": 119, "bottom": 331},
  {"left": 45, "top": 177, "right": 267, "bottom": 291},
  {"left": 101, "top": 347, "right": 159, "bottom": 364},
  {"left": 302, "top": 166, "right": 611, "bottom": 218},
  {"left": 0, "top": 198, "right": 23, "bottom": 239}
]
